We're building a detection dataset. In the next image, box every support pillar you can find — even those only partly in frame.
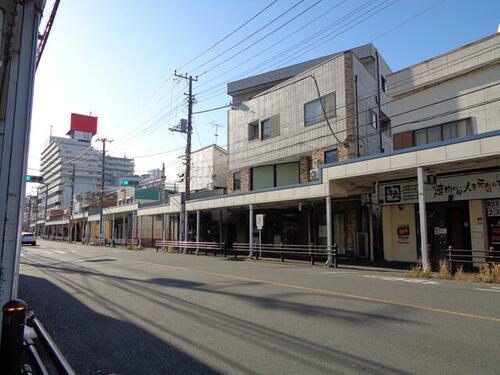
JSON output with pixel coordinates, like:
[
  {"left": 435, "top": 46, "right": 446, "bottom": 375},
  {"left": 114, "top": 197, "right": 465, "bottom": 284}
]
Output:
[
  {"left": 138, "top": 215, "right": 142, "bottom": 248},
  {"left": 369, "top": 193, "right": 375, "bottom": 262},
  {"left": 184, "top": 211, "right": 188, "bottom": 242},
  {"left": 249, "top": 204, "right": 254, "bottom": 258},
  {"left": 112, "top": 213, "right": 115, "bottom": 240},
  {"left": 326, "top": 196, "right": 333, "bottom": 267},
  {"left": 166, "top": 213, "right": 170, "bottom": 240},
  {"left": 196, "top": 210, "right": 200, "bottom": 254},
  {"left": 417, "top": 167, "right": 430, "bottom": 270}
]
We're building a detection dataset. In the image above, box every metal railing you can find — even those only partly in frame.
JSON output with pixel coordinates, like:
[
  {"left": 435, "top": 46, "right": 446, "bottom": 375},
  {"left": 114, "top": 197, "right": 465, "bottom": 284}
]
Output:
[
  {"left": 233, "top": 242, "right": 338, "bottom": 267},
  {"left": 447, "top": 247, "right": 500, "bottom": 271},
  {"left": 26, "top": 314, "right": 75, "bottom": 375},
  {"left": 155, "top": 240, "right": 225, "bottom": 255}
]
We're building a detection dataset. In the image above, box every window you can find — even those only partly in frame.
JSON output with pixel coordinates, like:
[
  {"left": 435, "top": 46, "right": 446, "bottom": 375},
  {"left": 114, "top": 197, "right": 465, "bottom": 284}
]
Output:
[
  {"left": 248, "top": 121, "right": 259, "bottom": 141},
  {"left": 276, "top": 162, "right": 299, "bottom": 186},
  {"left": 381, "top": 76, "right": 387, "bottom": 93},
  {"left": 252, "top": 162, "right": 299, "bottom": 190},
  {"left": 252, "top": 165, "right": 274, "bottom": 190},
  {"left": 304, "top": 92, "right": 336, "bottom": 126},
  {"left": 261, "top": 119, "right": 271, "bottom": 140},
  {"left": 324, "top": 149, "right": 339, "bottom": 164},
  {"left": 414, "top": 119, "right": 473, "bottom": 146},
  {"left": 233, "top": 172, "right": 241, "bottom": 191},
  {"left": 371, "top": 110, "right": 378, "bottom": 129}
]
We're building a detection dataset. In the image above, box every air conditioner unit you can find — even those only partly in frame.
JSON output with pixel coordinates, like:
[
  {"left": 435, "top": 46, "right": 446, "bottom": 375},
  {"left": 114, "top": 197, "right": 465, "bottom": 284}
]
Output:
[
  {"left": 207, "top": 182, "right": 214, "bottom": 190},
  {"left": 310, "top": 169, "right": 319, "bottom": 181},
  {"left": 312, "top": 159, "right": 323, "bottom": 169}
]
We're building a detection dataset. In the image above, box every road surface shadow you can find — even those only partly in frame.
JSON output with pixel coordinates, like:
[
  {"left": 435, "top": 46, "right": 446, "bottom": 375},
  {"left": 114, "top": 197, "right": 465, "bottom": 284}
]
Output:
[
  {"left": 18, "top": 274, "right": 221, "bottom": 375},
  {"left": 21, "top": 258, "right": 418, "bottom": 374}
]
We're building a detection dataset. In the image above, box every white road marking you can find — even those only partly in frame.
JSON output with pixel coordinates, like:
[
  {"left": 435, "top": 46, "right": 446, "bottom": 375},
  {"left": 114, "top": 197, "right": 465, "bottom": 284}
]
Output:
[
  {"left": 53, "top": 250, "right": 66, "bottom": 254},
  {"left": 363, "top": 275, "right": 439, "bottom": 285},
  {"left": 475, "top": 288, "right": 500, "bottom": 293},
  {"left": 322, "top": 271, "right": 359, "bottom": 274},
  {"left": 491, "top": 286, "right": 500, "bottom": 290}
]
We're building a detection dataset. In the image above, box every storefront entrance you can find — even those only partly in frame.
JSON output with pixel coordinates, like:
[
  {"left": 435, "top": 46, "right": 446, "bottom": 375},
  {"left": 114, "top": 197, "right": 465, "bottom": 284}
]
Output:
[{"left": 425, "top": 201, "right": 471, "bottom": 262}]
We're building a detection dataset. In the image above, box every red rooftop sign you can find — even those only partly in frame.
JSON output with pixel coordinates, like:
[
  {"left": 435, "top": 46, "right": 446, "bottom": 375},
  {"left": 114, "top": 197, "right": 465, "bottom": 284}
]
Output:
[{"left": 70, "top": 113, "right": 97, "bottom": 134}]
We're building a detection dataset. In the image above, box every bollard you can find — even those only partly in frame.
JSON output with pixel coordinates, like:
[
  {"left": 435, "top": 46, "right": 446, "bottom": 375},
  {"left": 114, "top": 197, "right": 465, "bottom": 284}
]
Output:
[
  {"left": 333, "top": 243, "right": 338, "bottom": 268},
  {"left": 1, "top": 299, "right": 28, "bottom": 375}
]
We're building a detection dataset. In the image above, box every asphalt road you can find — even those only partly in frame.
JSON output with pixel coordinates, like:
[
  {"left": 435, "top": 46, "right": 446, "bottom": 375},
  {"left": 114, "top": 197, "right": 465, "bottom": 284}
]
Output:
[{"left": 19, "top": 240, "right": 500, "bottom": 375}]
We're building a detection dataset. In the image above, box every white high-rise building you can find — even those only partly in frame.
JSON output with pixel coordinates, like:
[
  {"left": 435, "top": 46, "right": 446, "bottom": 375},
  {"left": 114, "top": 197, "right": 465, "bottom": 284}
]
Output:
[{"left": 40, "top": 114, "right": 134, "bottom": 215}]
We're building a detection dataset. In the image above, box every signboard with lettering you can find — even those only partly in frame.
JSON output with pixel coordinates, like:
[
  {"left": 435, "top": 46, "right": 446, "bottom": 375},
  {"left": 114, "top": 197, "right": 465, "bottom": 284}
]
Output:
[
  {"left": 397, "top": 225, "right": 410, "bottom": 243},
  {"left": 379, "top": 171, "right": 500, "bottom": 205},
  {"left": 255, "top": 214, "right": 265, "bottom": 229}
]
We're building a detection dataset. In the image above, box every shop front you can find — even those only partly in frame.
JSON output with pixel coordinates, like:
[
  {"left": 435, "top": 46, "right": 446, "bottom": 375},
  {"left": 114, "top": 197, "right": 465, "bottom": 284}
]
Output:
[{"left": 381, "top": 169, "right": 500, "bottom": 263}]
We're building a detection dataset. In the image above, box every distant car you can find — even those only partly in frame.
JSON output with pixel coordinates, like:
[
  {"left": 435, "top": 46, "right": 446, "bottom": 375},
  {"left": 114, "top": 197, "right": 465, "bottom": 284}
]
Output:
[{"left": 21, "top": 232, "right": 36, "bottom": 246}]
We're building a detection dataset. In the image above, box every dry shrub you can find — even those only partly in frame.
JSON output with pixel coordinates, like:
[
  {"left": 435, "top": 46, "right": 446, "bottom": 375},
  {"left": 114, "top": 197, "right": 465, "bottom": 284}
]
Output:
[
  {"left": 478, "top": 264, "right": 494, "bottom": 283},
  {"left": 126, "top": 245, "right": 134, "bottom": 250},
  {"left": 437, "top": 260, "right": 451, "bottom": 279},
  {"left": 407, "top": 265, "right": 423, "bottom": 278},
  {"left": 493, "top": 264, "right": 500, "bottom": 283},
  {"left": 454, "top": 266, "right": 479, "bottom": 282}
]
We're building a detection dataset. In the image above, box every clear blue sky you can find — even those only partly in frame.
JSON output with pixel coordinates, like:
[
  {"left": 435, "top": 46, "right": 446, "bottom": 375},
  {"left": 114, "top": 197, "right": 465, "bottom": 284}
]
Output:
[{"left": 29, "top": 0, "right": 500, "bottom": 193}]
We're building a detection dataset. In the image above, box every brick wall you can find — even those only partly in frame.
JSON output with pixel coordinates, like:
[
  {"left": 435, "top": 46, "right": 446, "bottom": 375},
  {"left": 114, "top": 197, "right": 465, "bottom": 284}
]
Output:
[
  {"left": 299, "top": 156, "right": 311, "bottom": 183},
  {"left": 227, "top": 168, "right": 251, "bottom": 193}
]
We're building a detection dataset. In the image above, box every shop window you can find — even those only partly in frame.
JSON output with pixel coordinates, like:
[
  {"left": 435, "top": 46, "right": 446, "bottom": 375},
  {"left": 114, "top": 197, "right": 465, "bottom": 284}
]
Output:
[
  {"left": 414, "top": 118, "right": 473, "bottom": 146},
  {"left": 324, "top": 149, "right": 338, "bottom": 164},
  {"left": 304, "top": 92, "right": 336, "bottom": 126},
  {"left": 233, "top": 171, "right": 241, "bottom": 191}
]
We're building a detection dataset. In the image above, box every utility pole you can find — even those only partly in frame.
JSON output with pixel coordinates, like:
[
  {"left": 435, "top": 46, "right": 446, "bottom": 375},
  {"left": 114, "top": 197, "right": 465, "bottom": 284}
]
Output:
[
  {"left": 161, "top": 162, "right": 166, "bottom": 203},
  {"left": 68, "top": 163, "right": 75, "bottom": 241},
  {"left": 27, "top": 197, "right": 33, "bottom": 232},
  {"left": 44, "top": 184, "right": 48, "bottom": 235},
  {"left": 172, "top": 71, "right": 197, "bottom": 241},
  {"left": 96, "top": 138, "right": 113, "bottom": 241},
  {"left": 34, "top": 188, "right": 39, "bottom": 235}
]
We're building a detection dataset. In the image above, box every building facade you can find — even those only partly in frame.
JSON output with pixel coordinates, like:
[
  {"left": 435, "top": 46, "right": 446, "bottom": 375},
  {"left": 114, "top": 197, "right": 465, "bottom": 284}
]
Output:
[
  {"left": 40, "top": 114, "right": 134, "bottom": 214},
  {"left": 177, "top": 144, "right": 228, "bottom": 193}
]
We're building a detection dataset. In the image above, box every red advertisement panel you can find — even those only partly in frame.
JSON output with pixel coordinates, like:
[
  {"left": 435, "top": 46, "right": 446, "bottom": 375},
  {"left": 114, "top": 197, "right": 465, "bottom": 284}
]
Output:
[{"left": 70, "top": 113, "right": 97, "bottom": 134}]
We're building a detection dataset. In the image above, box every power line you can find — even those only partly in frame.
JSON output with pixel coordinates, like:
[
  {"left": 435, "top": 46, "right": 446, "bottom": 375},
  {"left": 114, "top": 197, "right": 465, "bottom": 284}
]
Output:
[
  {"left": 191, "top": 0, "right": 307, "bottom": 74},
  {"left": 177, "top": 0, "right": 278, "bottom": 71},
  {"left": 198, "top": 0, "right": 324, "bottom": 77}
]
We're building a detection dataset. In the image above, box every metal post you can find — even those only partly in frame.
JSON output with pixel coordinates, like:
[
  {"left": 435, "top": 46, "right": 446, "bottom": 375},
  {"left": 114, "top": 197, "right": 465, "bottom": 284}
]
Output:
[
  {"left": 417, "top": 167, "right": 430, "bottom": 270},
  {"left": 259, "top": 229, "right": 262, "bottom": 260},
  {"left": 1, "top": 299, "right": 27, "bottom": 374},
  {"left": 138, "top": 215, "right": 142, "bottom": 248},
  {"left": 249, "top": 204, "right": 254, "bottom": 258},
  {"left": 166, "top": 213, "right": 170, "bottom": 240},
  {"left": 326, "top": 196, "right": 333, "bottom": 267},
  {"left": 368, "top": 193, "right": 375, "bottom": 262},
  {"left": 196, "top": 210, "right": 200, "bottom": 255},
  {"left": 112, "top": 213, "right": 115, "bottom": 240},
  {"left": 184, "top": 210, "right": 189, "bottom": 242}
]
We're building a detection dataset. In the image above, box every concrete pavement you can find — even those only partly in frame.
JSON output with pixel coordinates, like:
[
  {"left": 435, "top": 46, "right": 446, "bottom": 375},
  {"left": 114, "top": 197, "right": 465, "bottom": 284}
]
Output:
[{"left": 19, "top": 240, "right": 500, "bottom": 375}]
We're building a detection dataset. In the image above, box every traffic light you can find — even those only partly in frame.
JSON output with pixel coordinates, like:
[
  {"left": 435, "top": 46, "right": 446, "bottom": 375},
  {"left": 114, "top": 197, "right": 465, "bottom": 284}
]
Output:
[
  {"left": 26, "top": 175, "right": 43, "bottom": 183},
  {"left": 122, "top": 180, "right": 139, "bottom": 186}
]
